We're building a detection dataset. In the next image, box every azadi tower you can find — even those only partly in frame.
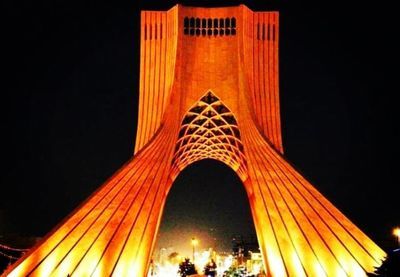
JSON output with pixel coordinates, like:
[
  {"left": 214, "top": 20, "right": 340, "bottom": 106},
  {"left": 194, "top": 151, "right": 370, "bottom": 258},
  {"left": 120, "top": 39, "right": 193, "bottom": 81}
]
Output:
[{"left": 4, "top": 4, "right": 385, "bottom": 277}]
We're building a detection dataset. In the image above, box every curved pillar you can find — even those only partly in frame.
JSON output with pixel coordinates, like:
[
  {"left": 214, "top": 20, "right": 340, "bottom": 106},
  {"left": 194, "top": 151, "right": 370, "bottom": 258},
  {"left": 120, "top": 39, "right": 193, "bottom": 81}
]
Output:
[
  {"left": 5, "top": 122, "right": 178, "bottom": 277},
  {"left": 240, "top": 121, "right": 384, "bottom": 276}
]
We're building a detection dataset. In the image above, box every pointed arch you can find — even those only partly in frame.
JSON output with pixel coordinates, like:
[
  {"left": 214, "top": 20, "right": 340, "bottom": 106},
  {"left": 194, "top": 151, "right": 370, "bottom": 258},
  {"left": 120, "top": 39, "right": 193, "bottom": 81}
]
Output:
[{"left": 172, "top": 91, "right": 247, "bottom": 180}]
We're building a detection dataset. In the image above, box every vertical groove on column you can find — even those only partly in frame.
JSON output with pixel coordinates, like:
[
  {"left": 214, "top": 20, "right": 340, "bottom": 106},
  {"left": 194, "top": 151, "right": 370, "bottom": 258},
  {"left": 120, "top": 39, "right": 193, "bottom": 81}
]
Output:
[
  {"left": 152, "top": 13, "right": 161, "bottom": 139},
  {"left": 136, "top": 12, "right": 147, "bottom": 152},
  {"left": 141, "top": 12, "right": 151, "bottom": 151},
  {"left": 252, "top": 14, "right": 259, "bottom": 118},
  {"left": 269, "top": 14, "right": 277, "bottom": 150},
  {"left": 259, "top": 14, "right": 267, "bottom": 138},
  {"left": 263, "top": 13, "right": 271, "bottom": 141},
  {"left": 273, "top": 13, "right": 282, "bottom": 153}
]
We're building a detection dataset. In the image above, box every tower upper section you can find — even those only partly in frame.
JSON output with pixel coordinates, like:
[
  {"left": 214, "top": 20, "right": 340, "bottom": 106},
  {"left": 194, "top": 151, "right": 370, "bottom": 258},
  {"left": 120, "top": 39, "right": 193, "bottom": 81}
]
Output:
[{"left": 134, "top": 5, "right": 283, "bottom": 155}]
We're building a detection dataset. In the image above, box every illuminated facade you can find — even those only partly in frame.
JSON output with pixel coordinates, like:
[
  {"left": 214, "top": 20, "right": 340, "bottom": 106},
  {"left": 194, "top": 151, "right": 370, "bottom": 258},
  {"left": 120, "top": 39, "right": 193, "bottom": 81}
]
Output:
[{"left": 4, "top": 5, "right": 385, "bottom": 277}]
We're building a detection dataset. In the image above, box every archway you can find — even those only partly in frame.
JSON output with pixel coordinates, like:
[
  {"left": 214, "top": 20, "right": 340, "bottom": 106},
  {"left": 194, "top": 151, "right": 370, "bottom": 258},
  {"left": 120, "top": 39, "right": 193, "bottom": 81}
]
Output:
[
  {"left": 153, "top": 159, "right": 259, "bottom": 275},
  {"left": 5, "top": 91, "right": 385, "bottom": 277}
]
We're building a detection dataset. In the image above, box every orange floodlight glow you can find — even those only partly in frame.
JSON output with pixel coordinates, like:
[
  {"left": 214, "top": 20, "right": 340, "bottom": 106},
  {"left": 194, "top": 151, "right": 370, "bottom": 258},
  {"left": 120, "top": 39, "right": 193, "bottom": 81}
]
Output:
[
  {"left": 4, "top": 4, "right": 386, "bottom": 277},
  {"left": 393, "top": 227, "right": 400, "bottom": 237},
  {"left": 191, "top": 238, "right": 198, "bottom": 246}
]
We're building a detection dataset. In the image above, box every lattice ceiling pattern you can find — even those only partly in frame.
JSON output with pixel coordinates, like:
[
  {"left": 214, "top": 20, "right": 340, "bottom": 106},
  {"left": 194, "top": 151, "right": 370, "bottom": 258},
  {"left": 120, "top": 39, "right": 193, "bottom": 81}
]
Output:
[{"left": 172, "top": 92, "right": 246, "bottom": 173}]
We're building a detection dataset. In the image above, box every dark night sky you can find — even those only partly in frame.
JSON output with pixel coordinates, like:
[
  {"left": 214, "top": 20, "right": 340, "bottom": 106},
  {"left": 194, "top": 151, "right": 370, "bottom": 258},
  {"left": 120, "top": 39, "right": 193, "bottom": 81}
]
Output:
[{"left": 2, "top": 0, "right": 398, "bottom": 254}]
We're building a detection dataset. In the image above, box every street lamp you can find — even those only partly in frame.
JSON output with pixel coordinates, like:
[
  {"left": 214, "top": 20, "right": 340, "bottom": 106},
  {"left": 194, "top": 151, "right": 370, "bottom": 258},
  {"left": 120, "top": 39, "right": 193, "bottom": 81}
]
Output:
[
  {"left": 191, "top": 237, "right": 198, "bottom": 263},
  {"left": 393, "top": 227, "right": 400, "bottom": 247}
]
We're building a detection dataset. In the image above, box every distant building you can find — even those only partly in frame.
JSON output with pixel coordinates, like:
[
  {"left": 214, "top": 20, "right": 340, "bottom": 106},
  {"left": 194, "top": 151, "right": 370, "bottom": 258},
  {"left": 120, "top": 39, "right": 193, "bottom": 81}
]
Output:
[
  {"left": 159, "top": 247, "right": 167, "bottom": 265},
  {"left": 231, "top": 235, "right": 259, "bottom": 266},
  {"left": 246, "top": 251, "right": 264, "bottom": 275}
]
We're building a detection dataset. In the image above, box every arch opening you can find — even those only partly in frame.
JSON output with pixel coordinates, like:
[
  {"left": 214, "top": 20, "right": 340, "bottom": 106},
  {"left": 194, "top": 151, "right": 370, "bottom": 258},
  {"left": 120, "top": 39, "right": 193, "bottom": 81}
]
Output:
[{"left": 151, "top": 159, "right": 264, "bottom": 276}]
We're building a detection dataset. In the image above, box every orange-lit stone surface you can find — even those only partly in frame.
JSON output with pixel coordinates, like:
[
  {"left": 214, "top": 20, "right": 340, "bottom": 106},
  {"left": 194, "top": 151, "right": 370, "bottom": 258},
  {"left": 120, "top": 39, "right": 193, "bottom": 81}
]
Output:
[{"left": 4, "top": 5, "right": 385, "bottom": 277}]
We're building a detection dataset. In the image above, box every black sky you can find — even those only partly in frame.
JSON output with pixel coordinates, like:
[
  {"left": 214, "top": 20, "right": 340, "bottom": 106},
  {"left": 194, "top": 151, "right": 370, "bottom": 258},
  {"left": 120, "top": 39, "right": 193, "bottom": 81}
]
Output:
[{"left": 2, "top": 0, "right": 398, "bottom": 252}]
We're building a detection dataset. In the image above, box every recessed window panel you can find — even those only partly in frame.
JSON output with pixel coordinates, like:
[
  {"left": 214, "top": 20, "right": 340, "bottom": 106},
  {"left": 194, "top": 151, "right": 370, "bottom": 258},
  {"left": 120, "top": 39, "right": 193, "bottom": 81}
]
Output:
[
  {"left": 202, "top": 18, "right": 207, "bottom": 28},
  {"left": 183, "top": 17, "right": 237, "bottom": 37}
]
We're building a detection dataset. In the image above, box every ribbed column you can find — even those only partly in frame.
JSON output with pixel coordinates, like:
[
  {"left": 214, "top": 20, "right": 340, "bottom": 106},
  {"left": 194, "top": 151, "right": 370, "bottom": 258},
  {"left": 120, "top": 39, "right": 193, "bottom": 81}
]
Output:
[
  {"left": 240, "top": 120, "right": 385, "bottom": 276},
  {"left": 6, "top": 123, "right": 177, "bottom": 277}
]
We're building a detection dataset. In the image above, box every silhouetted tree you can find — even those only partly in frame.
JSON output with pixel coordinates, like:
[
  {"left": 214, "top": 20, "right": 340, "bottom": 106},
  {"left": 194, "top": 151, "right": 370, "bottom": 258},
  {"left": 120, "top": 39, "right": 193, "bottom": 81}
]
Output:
[
  {"left": 367, "top": 249, "right": 400, "bottom": 277},
  {"left": 204, "top": 258, "right": 217, "bottom": 276},
  {"left": 178, "top": 258, "right": 197, "bottom": 277}
]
